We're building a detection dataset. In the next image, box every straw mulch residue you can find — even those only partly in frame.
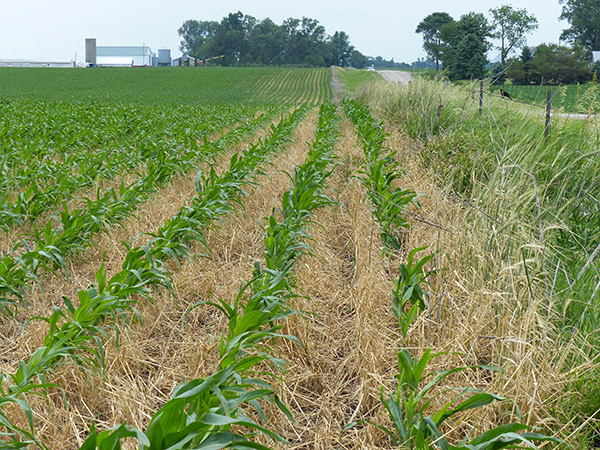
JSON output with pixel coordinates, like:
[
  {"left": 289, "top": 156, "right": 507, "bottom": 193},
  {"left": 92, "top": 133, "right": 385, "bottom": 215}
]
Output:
[
  {"left": 251, "top": 120, "right": 403, "bottom": 449},
  {"left": 2, "top": 112, "right": 307, "bottom": 449}
]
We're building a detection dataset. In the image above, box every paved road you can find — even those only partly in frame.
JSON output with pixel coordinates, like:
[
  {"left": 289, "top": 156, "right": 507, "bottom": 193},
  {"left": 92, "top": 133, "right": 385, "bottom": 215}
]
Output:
[{"left": 377, "top": 70, "right": 413, "bottom": 85}]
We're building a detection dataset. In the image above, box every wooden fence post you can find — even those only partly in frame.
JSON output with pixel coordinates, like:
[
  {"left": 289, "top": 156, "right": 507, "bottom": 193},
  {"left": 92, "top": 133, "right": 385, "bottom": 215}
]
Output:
[{"left": 545, "top": 89, "right": 552, "bottom": 141}]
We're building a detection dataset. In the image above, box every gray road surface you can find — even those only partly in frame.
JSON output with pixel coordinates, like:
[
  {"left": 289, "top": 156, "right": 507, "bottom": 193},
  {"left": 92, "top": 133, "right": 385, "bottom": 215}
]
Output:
[{"left": 377, "top": 70, "right": 413, "bottom": 85}]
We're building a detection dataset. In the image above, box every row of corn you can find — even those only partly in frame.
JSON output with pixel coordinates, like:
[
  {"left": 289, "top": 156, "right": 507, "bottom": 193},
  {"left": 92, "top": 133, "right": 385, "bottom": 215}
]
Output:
[
  {"left": 0, "top": 106, "right": 307, "bottom": 448},
  {"left": 0, "top": 109, "right": 281, "bottom": 316},
  {"left": 344, "top": 99, "right": 557, "bottom": 449},
  {"left": 0, "top": 103, "right": 262, "bottom": 229},
  {"left": 78, "top": 102, "right": 341, "bottom": 450}
]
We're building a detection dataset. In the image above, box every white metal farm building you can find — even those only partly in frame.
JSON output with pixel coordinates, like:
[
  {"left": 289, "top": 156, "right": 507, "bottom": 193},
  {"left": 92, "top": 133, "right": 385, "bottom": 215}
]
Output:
[{"left": 96, "top": 46, "right": 154, "bottom": 67}]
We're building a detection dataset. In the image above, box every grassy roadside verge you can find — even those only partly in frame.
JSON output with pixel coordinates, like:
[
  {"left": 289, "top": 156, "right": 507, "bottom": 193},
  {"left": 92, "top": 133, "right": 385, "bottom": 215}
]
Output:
[
  {"left": 337, "top": 68, "right": 383, "bottom": 96},
  {"left": 355, "top": 77, "right": 600, "bottom": 447}
]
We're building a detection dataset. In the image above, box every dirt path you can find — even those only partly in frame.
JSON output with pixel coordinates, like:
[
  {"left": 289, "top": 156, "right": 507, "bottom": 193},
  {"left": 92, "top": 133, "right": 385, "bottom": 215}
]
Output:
[{"left": 377, "top": 70, "right": 413, "bottom": 85}]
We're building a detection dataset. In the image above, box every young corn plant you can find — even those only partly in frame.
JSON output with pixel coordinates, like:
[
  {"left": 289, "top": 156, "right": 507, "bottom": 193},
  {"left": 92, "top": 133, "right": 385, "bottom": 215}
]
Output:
[
  {"left": 373, "top": 347, "right": 560, "bottom": 449},
  {"left": 0, "top": 108, "right": 284, "bottom": 316},
  {"left": 77, "top": 104, "right": 340, "bottom": 450},
  {"left": 392, "top": 246, "right": 435, "bottom": 341},
  {"left": 349, "top": 251, "right": 560, "bottom": 449},
  {"left": 0, "top": 108, "right": 306, "bottom": 448},
  {"left": 343, "top": 100, "right": 559, "bottom": 449},
  {"left": 343, "top": 99, "right": 417, "bottom": 251}
]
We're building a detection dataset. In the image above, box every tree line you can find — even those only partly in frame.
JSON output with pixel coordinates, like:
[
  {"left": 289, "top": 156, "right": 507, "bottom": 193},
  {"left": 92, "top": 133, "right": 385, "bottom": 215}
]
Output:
[
  {"left": 416, "top": 0, "right": 600, "bottom": 84},
  {"left": 178, "top": 11, "right": 368, "bottom": 68},
  {"left": 415, "top": 6, "right": 538, "bottom": 80}
]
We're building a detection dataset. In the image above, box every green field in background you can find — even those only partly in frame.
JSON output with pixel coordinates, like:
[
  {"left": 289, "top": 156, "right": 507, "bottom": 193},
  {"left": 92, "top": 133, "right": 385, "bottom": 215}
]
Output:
[
  {"left": 493, "top": 83, "right": 600, "bottom": 114},
  {"left": 0, "top": 66, "right": 331, "bottom": 105}
]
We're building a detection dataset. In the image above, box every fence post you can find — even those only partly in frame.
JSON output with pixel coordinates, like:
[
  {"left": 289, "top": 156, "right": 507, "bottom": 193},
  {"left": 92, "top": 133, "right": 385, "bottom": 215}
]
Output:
[
  {"left": 545, "top": 89, "right": 552, "bottom": 141},
  {"left": 479, "top": 80, "right": 484, "bottom": 117}
]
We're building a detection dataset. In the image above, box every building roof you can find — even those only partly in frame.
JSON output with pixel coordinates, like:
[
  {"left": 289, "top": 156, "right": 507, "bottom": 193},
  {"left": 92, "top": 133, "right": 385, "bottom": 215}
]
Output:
[
  {"left": 0, "top": 59, "right": 73, "bottom": 67},
  {"left": 97, "top": 46, "right": 153, "bottom": 56}
]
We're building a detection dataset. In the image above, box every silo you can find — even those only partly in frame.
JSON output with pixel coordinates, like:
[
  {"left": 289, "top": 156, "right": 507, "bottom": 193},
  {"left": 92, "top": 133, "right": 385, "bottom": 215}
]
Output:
[
  {"left": 158, "top": 48, "right": 171, "bottom": 66},
  {"left": 85, "top": 38, "right": 97, "bottom": 66}
]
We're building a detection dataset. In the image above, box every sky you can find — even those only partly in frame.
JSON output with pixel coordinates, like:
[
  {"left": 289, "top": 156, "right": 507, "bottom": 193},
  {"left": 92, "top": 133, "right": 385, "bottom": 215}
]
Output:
[{"left": 0, "top": 0, "right": 568, "bottom": 64}]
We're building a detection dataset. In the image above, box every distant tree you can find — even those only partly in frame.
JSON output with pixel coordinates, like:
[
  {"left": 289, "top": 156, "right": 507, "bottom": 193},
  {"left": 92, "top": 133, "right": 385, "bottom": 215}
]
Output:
[
  {"left": 350, "top": 50, "right": 368, "bottom": 68},
  {"left": 559, "top": 0, "right": 600, "bottom": 52},
  {"left": 178, "top": 20, "right": 219, "bottom": 58},
  {"left": 489, "top": 62, "right": 507, "bottom": 84},
  {"left": 534, "top": 44, "right": 592, "bottom": 83},
  {"left": 455, "top": 12, "right": 493, "bottom": 47},
  {"left": 490, "top": 5, "right": 538, "bottom": 64},
  {"left": 248, "top": 18, "right": 286, "bottom": 64},
  {"left": 441, "top": 12, "right": 491, "bottom": 80},
  {"left": 283, "top": 16, "right": 328, "bottom": 65},
  {"left": 506, "top": 46, "right": 535, "bottom": 84},
  {"left": 178, "top": 12, "right": 365, "bottom": 67},
  {"left": 507, "top": 44, "right": 592, "bottom": 84},
  {"left": 210, "top": 12, "right": 257, "bottom": 65},
  {"left": 521, "top": 45, "right": 533, "bottom": 62},
  {"left": 331, "top": 31, "right": 354, "bottom": 67},
  {"left": 416, "top": 12, "right": 454, "bottom": 71},
  {"left": 449, "top": 33, "right": 487, "bottom": 79}
]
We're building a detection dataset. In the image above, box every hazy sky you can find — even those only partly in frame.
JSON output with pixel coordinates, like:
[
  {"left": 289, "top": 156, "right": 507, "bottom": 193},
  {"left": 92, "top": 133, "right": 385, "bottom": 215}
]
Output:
[{"left": 0, "top": 0, "right": 567, "bottom": 64}]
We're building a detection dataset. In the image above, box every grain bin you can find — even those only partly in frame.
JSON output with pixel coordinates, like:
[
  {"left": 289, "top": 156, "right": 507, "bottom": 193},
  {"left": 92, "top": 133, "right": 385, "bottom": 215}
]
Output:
[
  {"left": 85, "top": 38, "right": 97, "bottom": 66},
  {"left": 158, "top": 48, "right": 171, "bottom": 67}
]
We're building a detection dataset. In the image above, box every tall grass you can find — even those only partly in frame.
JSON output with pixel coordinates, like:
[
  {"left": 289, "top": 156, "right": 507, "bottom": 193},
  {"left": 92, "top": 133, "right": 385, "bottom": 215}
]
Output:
[{"left": 357, "top": 77, "right": 600, "bottom": 446}]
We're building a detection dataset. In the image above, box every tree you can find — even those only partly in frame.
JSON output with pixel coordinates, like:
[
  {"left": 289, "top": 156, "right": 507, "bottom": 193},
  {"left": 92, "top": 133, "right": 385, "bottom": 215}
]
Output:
[
  {"left": 416, "top": 12, "right": 454, "bottom": 71},
  {"left": 559, "top": 0, "right": 600, "bottom": 52},
  {"left": 331, "top": 31, "right": 354, "bottom": 67},
  {"left": 506, "top": 44, "right": 592, "bottom": 84},
  {"left": 449, "top": 33, "right": 487, "bottom": 80},
  {"left": 490, "top": 5, "right": 538, "bottom": 64},
  {"left": 177, "top": 12, "right": 363, "bottom": 67},
  {"left": 440, "top": 12, "right": 491, "bottom": 80},
  {"left": 506, "top": 46, "right": 535, "bottom": 84},
  {"left": 350, "top": 50, "right": 368, "bottom": 69},
  {"left": 210, "top": 12, "right": 256, "bottom": 65},
  {"left": 532, "top": 44, "right": 591, "bottom": 83},
  {"left": 248, "top": 18, "right": 286, "bottom": 65},
  {"left": 177, "top": 20, "right": 218, "bottom": 58},
  {"left": 490, "top": 62, "right": 507, "bottom": 84},
  {"left": 454, "top": 12, "right": 493, "bottom": 46},
  {"left": 283, "top": 16, "right": 328, "bottom": 66}
]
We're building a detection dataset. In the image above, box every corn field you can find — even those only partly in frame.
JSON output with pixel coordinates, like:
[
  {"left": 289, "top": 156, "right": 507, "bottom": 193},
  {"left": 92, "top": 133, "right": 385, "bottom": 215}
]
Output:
[{"left": 0, "top": 67, "right": 594, "bottom": 449}]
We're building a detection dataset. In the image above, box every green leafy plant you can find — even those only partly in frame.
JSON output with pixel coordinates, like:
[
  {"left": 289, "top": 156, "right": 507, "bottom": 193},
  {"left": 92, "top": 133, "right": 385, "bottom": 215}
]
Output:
[
  {"left": 370, "top": 348, "right": 560, "bottom": 449},
  {"left": 343, "top": 99, "right": 417, "bottom": 251},
  {"left": 392, "top": 247, "right": 435, "bottom": 340},
  {"left": 77, "top": 103, "right": 340, "bottom": 450}
]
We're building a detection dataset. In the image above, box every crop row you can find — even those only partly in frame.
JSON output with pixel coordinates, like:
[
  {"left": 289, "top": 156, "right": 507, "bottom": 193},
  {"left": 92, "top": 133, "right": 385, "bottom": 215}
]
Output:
[
  {"left": 0, "top": 106, "right": 310, "bottom": 449},
  {"left": 0, "top": 109, "right": 283, "bottom": 316},
  {"left": 342, "top": 99, "right": 416, "bottom": 251},
  {"left": 0, "top": 102, "right": 264, "bottom": 229},
  {"left": 80, "top": 102, "right": 341, "bottom": 450},
  {"left": 251, "top": 68, "right": 332, "bottom": 106},
  {"left": 343, "top": 100, "right": 557, "bottom": 449}
]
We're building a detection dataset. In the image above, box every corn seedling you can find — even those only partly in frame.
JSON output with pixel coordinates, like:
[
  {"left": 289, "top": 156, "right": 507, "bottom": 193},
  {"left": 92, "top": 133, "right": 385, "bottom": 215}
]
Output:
[
  {"left": 77, "top": 103, "right": 340, "bottom": 450},
  {"left": 392, "top": 246, "right": 435, "bottom": 341},
  {"left": 0, "top": 107, "right": 307, "bottom": 447},
  {"left": 343, "top": 99, "right": 417, "bottom": 251}
]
